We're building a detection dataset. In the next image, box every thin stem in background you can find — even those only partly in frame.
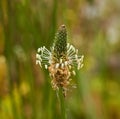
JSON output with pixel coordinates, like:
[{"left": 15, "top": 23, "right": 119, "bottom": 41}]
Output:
[{"left": 76, "top": 70, "right": 97, "bottom": 119}]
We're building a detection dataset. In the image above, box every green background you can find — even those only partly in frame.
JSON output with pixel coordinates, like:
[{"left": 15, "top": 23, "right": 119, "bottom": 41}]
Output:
[{"left": 0, "top": 0, "right": 120, "bottom": 119}]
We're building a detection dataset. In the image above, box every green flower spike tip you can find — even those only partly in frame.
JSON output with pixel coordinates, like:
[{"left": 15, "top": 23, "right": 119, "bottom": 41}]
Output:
[
  {"left": 36, "top": 25, "right": 84, "bottom": 96},
  {"left": 53, "top": 25, "right": 67, "bottom": 61}
]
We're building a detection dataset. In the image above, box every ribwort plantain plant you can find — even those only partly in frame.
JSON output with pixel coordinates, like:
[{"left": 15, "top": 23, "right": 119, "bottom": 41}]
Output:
[{"left": 36, "top": 25, "right": 84, "bottom": 97}]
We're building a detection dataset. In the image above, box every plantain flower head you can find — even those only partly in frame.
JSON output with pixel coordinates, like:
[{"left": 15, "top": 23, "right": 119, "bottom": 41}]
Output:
[{"left": 36, "top": 25, "right": 84, "bottom": 96}]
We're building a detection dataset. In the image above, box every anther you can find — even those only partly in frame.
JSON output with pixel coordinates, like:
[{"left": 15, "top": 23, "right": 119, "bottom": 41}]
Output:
[
  {"left": 60, "top": 59, "right": 62, "bottom": 63},
  {"left": 37, "top": 48, "right": 41, "bottom": 53},
  {"left": 36, "top": 60, "right": 42, "bottom": 67},
  {"left": 80, "top": 64, "right": 84, "bottom": 68},
  {"left": 61, "top": 63, "right": 64, "bottom": 68},
  {"left": 64, "top": 61, "right": 68, "bottom": 66},
  {"left": 72, "top": 70, "right": 76, "bottom": 75},
  {"left": 55, "top": 63, "right": 59, "bottom": 69},
  {"left": 45, "top": 65, "right": 48, "bottom": 69},
  {"left": 36, "top": 54, "right": 41, "bottom": 60}
]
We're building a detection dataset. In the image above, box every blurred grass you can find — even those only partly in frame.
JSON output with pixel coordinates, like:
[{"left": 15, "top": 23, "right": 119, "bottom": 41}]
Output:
[{"left": 0, "top": 0, "right": 120, "bottom": 119}]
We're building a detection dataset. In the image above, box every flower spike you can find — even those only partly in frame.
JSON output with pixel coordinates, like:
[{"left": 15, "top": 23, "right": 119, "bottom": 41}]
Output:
[{"left": 36, "top": 25, "right": 84, "bottom": 96}]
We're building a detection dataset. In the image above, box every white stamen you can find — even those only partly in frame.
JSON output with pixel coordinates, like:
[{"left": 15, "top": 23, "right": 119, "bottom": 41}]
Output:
[
  {"left": 67, "top": 43, "right": 70, "bottom": 48},
  {"left": 48, "top": 59, "right": 52, "bottom": 64},
  {"left": 77, "top": 63, "right": 80, "bottom": 70},
  {"left": 64, "top": 61, "right": 68, "bottom": 66},
  {"left": 55, "top": 63, "right": 59, "bottom": 69},
  {"left": 60, "top": 59, "right": 62, "bottom": 63},
  {"left": 68, "top": 72, "right": 71, "bottom": 76},
  {"left": 36, "top": 54, "right": 42, "bottom": 60},
  {"left": 79, "top": 56, "right": 84, "bottom": 62},
  {"left": 36, "top": 43, "right": 84, "bottom": 71},
  {"left": 37, "top": 48, "right": 41, "bottom": 53},
  {"left": 45, "top": 65, "right": 48, "bottom": 69},
  {"left": 67, "top": 45, "right": 76, "bottom": 57},
  {"left": 68, "top": 51, "right": 75, "bottom": 57},
  {"left": 72, "top": 70, "right": 76, "bottom": 75},
  {"left": 36, "top": 60, "right": 42, "bottom": 67},
  {"left": 80, "top": 64, "right": 84, "bottom": 68},
  {"left": 61, "top": 63, "right": 64, "bottom": 68},
  {"left": 81, "top": 55, "right": 84, "bottom": 60},
  {"left": 36, "top": 60, "right": 39, "bottom": 65},
  {"left": 71, "top": 46, "right": 75, "bottom": 52},
  {"left": 75, "top": 54, "right": 78, "bottom": 59},
  {"left": 67, "top": 45, "right": 73, "bottom": 53}
]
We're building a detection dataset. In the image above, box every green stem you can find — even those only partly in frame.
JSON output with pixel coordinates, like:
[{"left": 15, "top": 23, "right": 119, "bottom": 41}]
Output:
[{"left": 57, "top": 88, "right": 66, "bottom": 119}]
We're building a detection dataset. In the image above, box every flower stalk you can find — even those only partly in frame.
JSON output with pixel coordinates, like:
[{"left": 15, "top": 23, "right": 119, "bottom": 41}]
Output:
[{"left": 57, "top": 87, "right": 66, "bottom": 119}]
